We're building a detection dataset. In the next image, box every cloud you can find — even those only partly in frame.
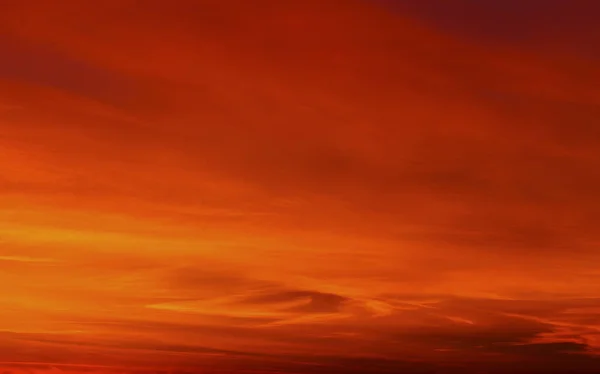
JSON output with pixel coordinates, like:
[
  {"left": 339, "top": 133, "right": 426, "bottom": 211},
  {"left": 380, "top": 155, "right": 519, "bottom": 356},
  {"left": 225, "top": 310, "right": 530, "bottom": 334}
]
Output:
[
  {"left": 0, "top": 256, "right": 58, "bottom": 263},
  {"left": 0, "top": 0, "right": 599, "bottom": 373},
  {"left": 384, "top": 0, "right": 600, "bottom": 60}
]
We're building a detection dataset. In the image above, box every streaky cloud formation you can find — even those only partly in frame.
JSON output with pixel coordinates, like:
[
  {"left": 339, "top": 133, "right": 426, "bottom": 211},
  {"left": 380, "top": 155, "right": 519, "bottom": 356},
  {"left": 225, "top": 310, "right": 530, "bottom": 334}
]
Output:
[{"left": 1, "top": 0, "right": 599, "bottom": 373}]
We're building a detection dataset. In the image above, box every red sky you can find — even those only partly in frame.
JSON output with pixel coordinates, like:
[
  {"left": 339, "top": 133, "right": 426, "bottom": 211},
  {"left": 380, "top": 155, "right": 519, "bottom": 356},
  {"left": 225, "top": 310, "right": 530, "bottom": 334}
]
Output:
[{"left": 1, "top": 1, "right": 599, "bottom": 373}]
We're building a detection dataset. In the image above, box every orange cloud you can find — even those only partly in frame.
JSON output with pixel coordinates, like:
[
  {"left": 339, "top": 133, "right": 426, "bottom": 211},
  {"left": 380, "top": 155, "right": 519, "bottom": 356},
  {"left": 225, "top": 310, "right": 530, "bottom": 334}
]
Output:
[{"left": 1, "top": 0, "right": 599, "bottom": 373}]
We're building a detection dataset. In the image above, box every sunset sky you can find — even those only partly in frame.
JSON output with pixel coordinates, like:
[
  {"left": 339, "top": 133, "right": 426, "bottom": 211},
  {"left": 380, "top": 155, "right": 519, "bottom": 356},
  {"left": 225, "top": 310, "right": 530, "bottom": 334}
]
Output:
[{"left": 1, "top": 1, "right": 599, "bottom": 373}]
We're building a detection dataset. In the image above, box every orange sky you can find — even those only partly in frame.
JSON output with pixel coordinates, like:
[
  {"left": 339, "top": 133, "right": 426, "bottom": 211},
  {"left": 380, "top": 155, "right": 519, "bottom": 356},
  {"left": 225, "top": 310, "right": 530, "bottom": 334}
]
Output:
[{"left": 1, "top": 1, "right": 599, "bottom": 373}]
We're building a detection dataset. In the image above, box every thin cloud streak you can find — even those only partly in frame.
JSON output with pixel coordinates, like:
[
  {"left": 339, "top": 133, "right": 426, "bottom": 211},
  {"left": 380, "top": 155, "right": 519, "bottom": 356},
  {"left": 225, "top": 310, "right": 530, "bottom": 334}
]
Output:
[{"left": 0, "top": 256, "right": 59, "bottom": 263}]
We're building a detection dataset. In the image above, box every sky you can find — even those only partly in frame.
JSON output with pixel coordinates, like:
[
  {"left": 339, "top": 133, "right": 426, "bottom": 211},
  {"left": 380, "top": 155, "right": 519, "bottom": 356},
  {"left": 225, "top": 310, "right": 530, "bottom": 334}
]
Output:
[{"left": 0, "top": 0, "right": 599, "bottom": 373}]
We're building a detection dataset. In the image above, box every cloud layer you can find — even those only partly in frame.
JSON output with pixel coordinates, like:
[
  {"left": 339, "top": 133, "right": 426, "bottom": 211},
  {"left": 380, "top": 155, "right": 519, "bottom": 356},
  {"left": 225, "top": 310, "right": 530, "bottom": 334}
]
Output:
[{"left": 1, "top": 0, "right": 599, "bottom": 373}]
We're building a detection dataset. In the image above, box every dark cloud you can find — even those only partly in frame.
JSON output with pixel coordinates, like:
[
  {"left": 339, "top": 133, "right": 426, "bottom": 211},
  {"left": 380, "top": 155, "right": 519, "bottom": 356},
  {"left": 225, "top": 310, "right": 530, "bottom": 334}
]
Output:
[
  {"left": 0, "top": 34, "right": 138, "bottom": 106},
  {"left": 381, "top": 0, "right": 600, "bottom": 57},
  {"left": 238, "top": 290, "right": 349, "bottom": 314},
  {"left": 390, "top": 315, "right": 551, "bottom": 349},
  {"left": 163, "top": 266, "right": 275, "bottom": 295},
  {"left": 499, "top": 341, "right": 588, "bottom": 356}
]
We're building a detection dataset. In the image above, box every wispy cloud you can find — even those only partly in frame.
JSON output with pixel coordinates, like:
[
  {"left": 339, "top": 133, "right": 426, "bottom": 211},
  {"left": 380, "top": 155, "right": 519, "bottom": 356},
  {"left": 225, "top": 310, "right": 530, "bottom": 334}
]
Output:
[
  {"left": 0, "top": 0, "right": 598, "bottom": 373},
  {"left": 0, "top": 256, "right": 59, "bottom": 263}
]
